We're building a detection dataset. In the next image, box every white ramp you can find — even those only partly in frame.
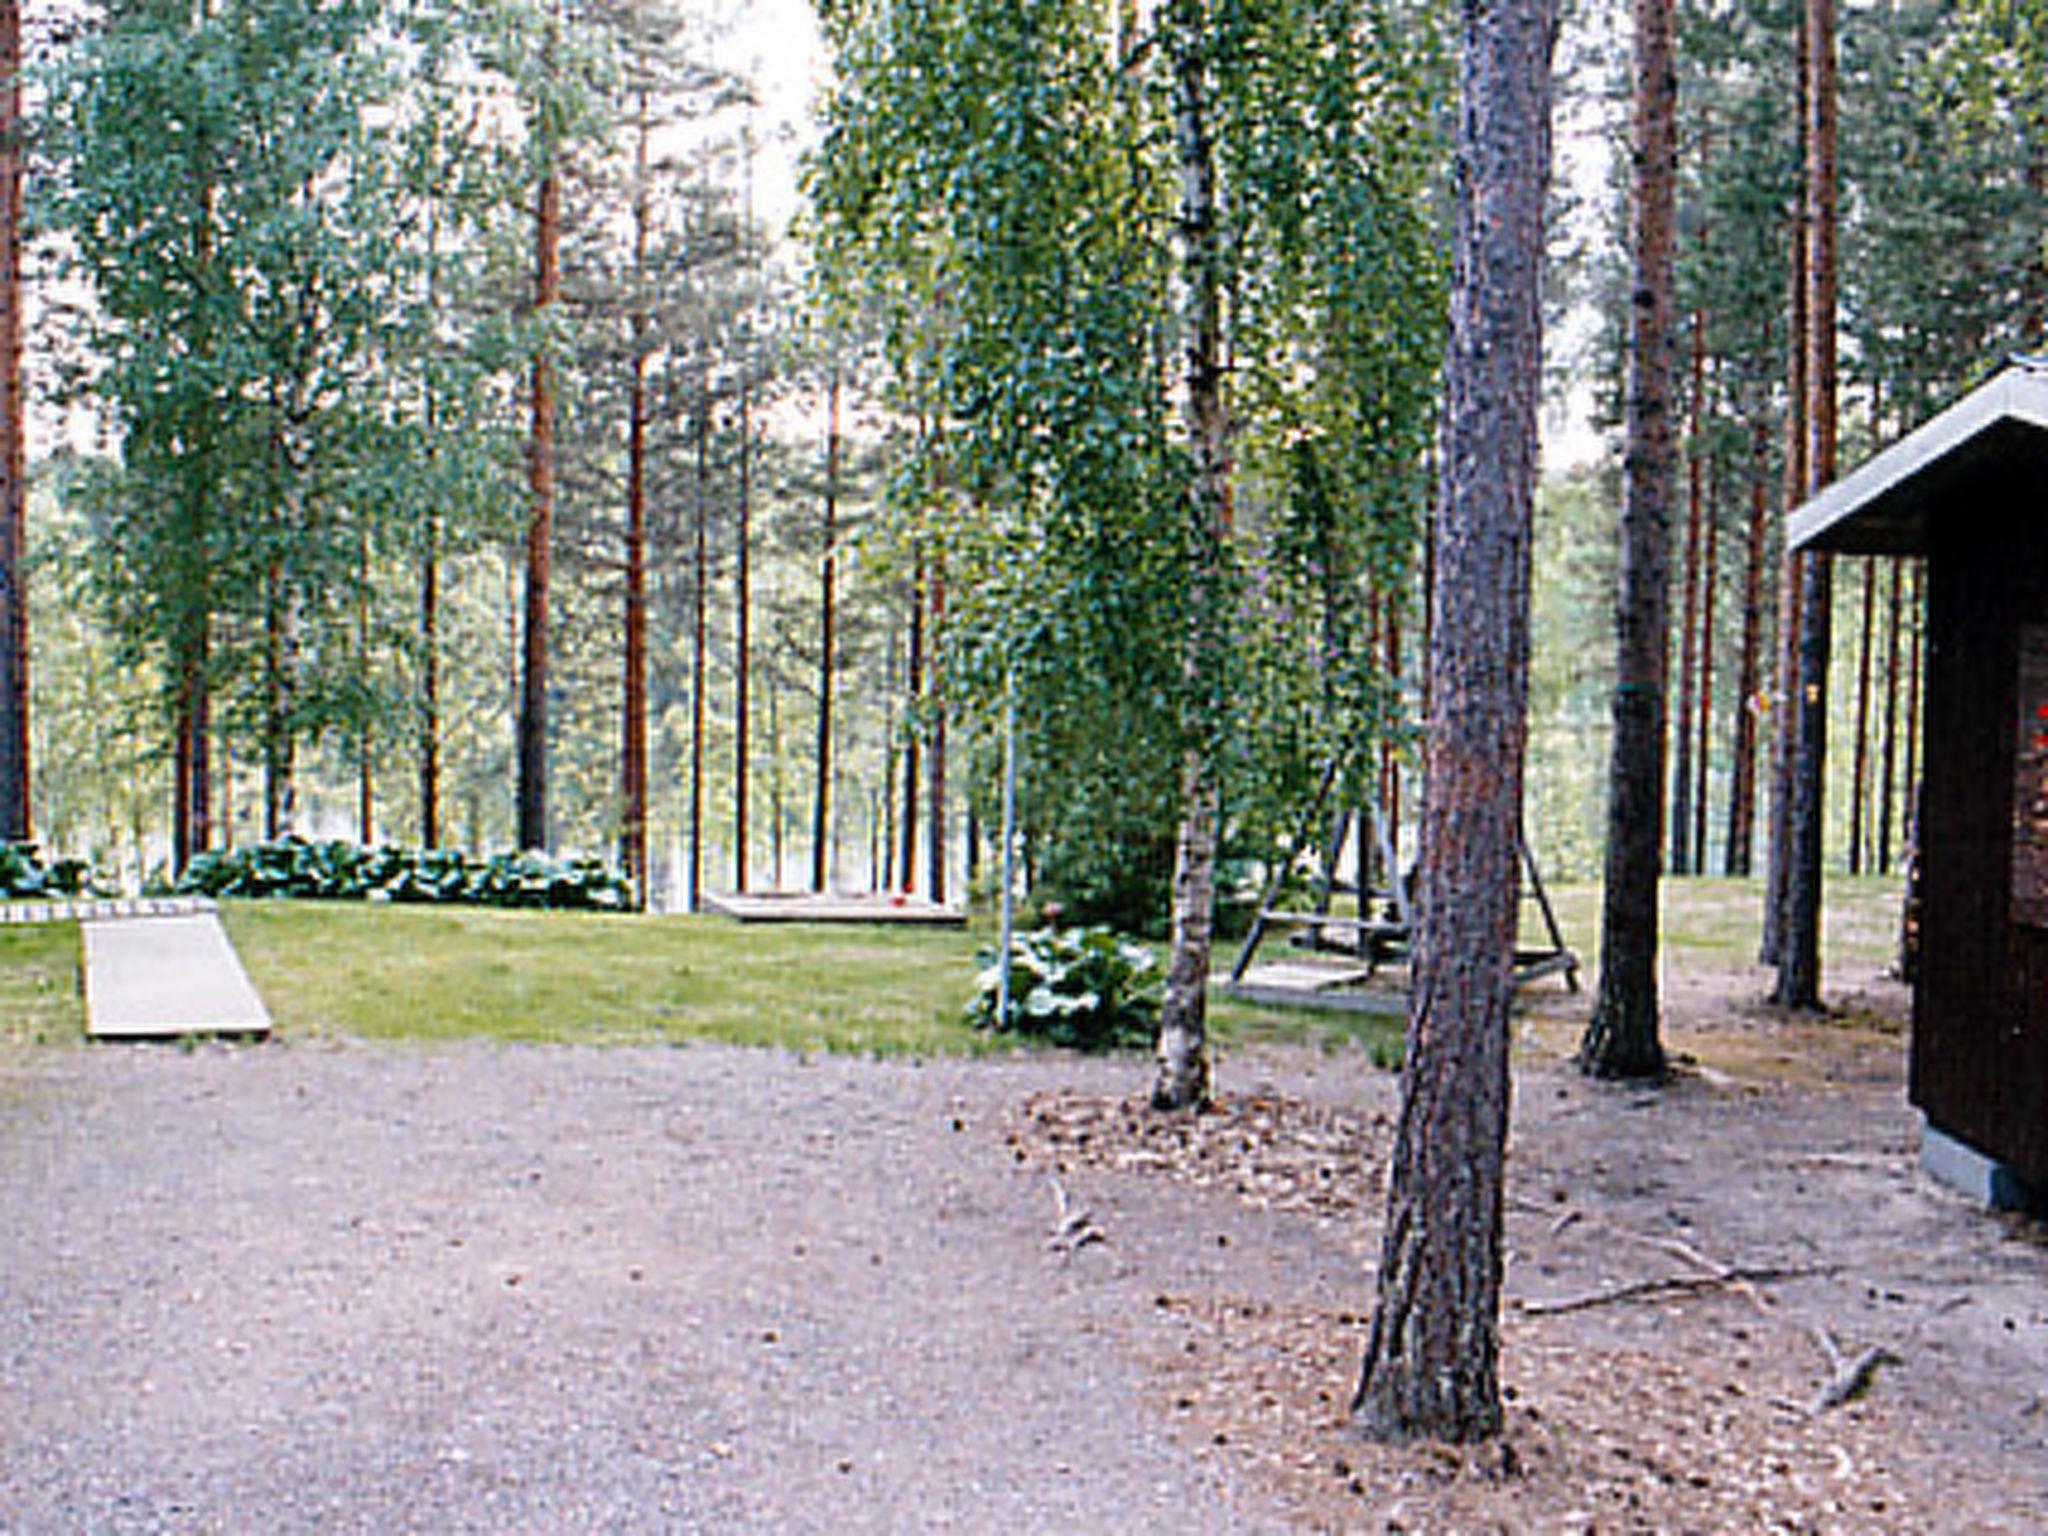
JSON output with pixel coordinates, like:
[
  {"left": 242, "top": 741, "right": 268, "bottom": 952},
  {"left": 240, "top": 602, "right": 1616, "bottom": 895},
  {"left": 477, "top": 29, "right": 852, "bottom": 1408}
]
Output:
[{"left": 83, "top": 912, "right": 272, "bottom": 1040}]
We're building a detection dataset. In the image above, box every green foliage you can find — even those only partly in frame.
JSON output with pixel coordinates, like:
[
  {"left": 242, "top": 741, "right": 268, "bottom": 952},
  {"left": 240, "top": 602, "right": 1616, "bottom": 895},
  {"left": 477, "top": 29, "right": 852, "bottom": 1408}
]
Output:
[
  {"left": 967, "top": 925, "right": 1162, "bottom": 1050},
  {"left": 811, "top": 0, "right": 1450, "bottom": 927},
  {"left": 175, "top": 837, "right": 629, "bottom": 910},
  {"left": 0, "top": 844, "right": 95, "bottom": 900}
]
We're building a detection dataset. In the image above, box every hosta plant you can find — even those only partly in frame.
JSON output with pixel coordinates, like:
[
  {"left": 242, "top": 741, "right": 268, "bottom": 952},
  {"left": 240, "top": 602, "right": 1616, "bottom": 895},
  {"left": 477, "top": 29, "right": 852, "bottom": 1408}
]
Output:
[{"left": 968, "top": 925, "right": 1161, "bottom": 1051}]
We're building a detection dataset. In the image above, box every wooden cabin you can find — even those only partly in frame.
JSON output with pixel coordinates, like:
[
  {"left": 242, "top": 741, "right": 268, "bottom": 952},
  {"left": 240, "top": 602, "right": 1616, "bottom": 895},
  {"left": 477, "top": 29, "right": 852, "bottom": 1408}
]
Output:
[{"left": 1790, "top": 356, "right": 2048, "bottom": 1208}]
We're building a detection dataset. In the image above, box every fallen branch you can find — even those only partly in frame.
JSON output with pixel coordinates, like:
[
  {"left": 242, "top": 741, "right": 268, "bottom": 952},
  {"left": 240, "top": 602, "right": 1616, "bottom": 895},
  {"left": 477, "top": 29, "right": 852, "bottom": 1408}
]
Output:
[
  {"left": 1806, "top": 1344, "right": 1900, "bottom": 1416},
  {"left": 1046, "top": 1175, "right": 1105, "bottom": 1256},
  {"left": 1518, "top": 1262, "right": 1835, "bottom": 1318}
]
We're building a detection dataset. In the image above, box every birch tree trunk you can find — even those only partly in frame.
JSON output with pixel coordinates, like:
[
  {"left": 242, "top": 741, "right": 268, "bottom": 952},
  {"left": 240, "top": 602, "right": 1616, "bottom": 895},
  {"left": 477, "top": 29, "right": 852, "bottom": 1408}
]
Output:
[
  {"left": 1152, "top": 0, "right": 1231, "bottom": 1114},
  {"left": 1355, "top": 0, "right": 1553, "bottom": 1443}
]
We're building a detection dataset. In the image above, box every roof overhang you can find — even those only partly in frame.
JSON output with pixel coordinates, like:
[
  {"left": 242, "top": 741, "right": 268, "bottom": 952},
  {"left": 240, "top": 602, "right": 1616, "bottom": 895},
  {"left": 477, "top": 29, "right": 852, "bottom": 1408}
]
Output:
[{"left": 1789, "top": 361, "right": 2048, "bottom": 555}]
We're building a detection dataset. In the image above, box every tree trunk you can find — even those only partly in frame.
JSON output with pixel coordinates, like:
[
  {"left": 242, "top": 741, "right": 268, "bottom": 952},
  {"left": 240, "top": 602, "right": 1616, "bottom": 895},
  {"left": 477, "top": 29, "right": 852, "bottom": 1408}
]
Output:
[
  {"left": 263, "top": 556, "right": 296, "bottom": 841},
  {"left": 769, "top": 670, "right": 784, "bottom": 888},
  {"left": 1152, "top": 0, "right": 1232, "bottom": 1114},
  {"left": 173, "top": 616, "right": 211, "bottom": 872},
  {"left": 420, "top": 507, "right": 441, "bottom": 848},
  {"left": 517, "top": 166, "right": 560, "bottom": 854},
  {"left": 1692, "top": 434, "right": 1719, "bottom": 872},
  {"left": 927, "top": 564, "right": 947, "bottom": 904},
  {"left": 734, "top": 354, "right": 753, "bottom": 894},
  {"left": 1876, "top": 554, "right": 1902, "bottom": 873},
  {"left": 1580, "top": 0, "right": 1676, "bottom": 1081},
  {"left": 1356, "top": 0, "right": 1553, "bottom": 1445},
  {"left": 620, "top": 99, "right": 651, "bottom": 909},
  {"left": 1774, "top": 0, "right": 1836, "bottom": 1011},
  {"left": 1763, "top": 10, "right": 1811, "bottom": 966},
  {"left": 1849, "top": 557, "right": 1876, "bottom": 875},
  {"left": 812, "top": 365, "right": 841, "bottom": 894},
  {"left": 688, "top": 363, "right": 710, "bottom": 910},
  {"left": 898, "top": 564, "right": 921, "bottom": 894},
  {"left": 0, "top": 0, "right": 26, "bottom": 846},
  {"left": 1725, "top": 415, "right": 1770, "bottom": 875},
  {"left": 1670, "top": 312, "right": 1705, "bottom": 877}
]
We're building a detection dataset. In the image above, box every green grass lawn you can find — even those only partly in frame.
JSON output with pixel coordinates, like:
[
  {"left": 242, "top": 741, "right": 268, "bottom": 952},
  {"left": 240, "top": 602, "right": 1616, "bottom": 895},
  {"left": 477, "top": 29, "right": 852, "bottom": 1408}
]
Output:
[
  {"left": 1541, "top": 874, "right": 1905, "bottom": 976},
  {"left": 0, "top": 922, "right": 84, "bottom": 1046},
  {"left": 223, "top": 901, "right": 1002, "bottom": 1054},
  {"left": 0, "top": 874, "right": 1907, "bottom": 1057}
]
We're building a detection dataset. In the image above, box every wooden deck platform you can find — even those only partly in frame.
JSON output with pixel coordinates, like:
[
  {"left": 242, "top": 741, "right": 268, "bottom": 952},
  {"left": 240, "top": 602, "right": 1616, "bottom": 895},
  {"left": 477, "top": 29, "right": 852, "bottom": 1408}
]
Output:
[
  {"left": 82, "top": 912, "right": 272, "bottom": 1040},
  {"left": 701, "top": 891, "right": 968, "bottom": 928}
]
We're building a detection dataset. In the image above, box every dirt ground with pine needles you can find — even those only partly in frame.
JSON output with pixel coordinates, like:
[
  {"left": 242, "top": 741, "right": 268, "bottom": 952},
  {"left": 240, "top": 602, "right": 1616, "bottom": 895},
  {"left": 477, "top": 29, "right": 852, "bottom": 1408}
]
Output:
[{"left": 3, "top": 932, "right": 2045, "bottom": 1532}]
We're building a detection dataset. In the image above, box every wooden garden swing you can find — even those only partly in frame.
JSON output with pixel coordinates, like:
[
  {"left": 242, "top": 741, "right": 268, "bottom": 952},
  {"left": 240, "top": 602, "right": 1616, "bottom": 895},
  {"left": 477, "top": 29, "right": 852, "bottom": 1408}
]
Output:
[{"left": 1223, "top": 745, "right": 1579, "bottom": 1013}]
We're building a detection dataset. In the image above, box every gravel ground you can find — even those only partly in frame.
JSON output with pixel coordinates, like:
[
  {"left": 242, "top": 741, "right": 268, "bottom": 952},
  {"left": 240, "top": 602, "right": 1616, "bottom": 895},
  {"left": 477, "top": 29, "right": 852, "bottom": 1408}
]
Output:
[{"left": 0, "top": 1041, "right": 1277, "bottom": 1535}]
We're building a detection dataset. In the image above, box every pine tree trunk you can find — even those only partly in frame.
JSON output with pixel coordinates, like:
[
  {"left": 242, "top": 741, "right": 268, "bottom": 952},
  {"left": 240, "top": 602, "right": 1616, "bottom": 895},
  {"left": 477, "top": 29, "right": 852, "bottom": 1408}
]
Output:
[
  {"left": 1356, "top": 0, "right": 1552, "bottom": 1445},
  {"left": 1725, "top": 416, "right": 1770, "bottom": 875},
  {"left": 688, "top": 359, "right": 710, "bottom": 910},
  {"left": 1152, "top": 0, "right": 1232, "bottom": 1114},
  {"left": 518, "top": 167, "right": 559, "bottom": 854},
  {"left": 1849, "top": 557, "right": 1876, "bottom": 875},
  {"left": 1693, "top": 443, "right": 1719, "bottom": 871},
  {"left": 1763, "top": 13, "right": 1811, "bottom": 966},
  {"left": 263, "top": 557, "right": 296, "bottom": 841},
  {"left": 1670, "top": 313, "right": 1705, "bottom": 877},
  {"left": 0, "top": 0, "right": 27, "bottom": 846},
  {"left": 173, "top": 617, "right": 211, "bottom": 871},
  {"left": 420, "top": 507, "right": 441, "bottom": 848},
  {"left": 899, "top": 566, "right": 921, "bottom": 894},
  {"left": 735, "top": 351, "right": 754, "bottom": 893},
  {"left": 1876, "top": 555, "right": 1902, "bottom": 873},
  {"left": 1774, "top": 0, "right": 1836, "bottom": 1010},
  {"left": 620, "top": 103, "right": 651, "bottom": 909},
  {"left": 927, "top": 565, "right": 947, "bottom": 904},
  {"left": 812, "top": 366, "right": 841, "bottom": 894},
  {"left": 1580, "top": 0, "right": 1675, "bottom": 1081}
]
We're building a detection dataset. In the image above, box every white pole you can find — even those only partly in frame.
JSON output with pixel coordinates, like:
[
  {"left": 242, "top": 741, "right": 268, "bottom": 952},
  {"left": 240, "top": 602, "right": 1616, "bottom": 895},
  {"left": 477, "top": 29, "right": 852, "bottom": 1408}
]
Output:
[{"left": 997, "top": 670, "right": 1019, "bottom": 1025}]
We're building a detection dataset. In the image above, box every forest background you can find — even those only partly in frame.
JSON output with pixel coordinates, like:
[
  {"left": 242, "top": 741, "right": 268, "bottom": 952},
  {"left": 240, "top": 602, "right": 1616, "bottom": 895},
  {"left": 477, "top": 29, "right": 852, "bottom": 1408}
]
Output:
[{"left": 7, "top": 0, "right": 2037, "bottom": 927}]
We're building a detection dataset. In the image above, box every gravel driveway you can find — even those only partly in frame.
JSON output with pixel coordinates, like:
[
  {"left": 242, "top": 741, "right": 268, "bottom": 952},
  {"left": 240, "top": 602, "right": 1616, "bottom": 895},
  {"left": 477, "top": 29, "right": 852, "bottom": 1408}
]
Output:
[{"left": 0, "top": 1041, "right": 1278, "bottom": 1534}]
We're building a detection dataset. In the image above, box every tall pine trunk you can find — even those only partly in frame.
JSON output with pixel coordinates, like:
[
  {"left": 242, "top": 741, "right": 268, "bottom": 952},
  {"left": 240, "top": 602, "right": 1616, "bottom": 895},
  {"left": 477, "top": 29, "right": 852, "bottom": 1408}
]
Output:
[
  {"left": 1763, "top": 10, "right": 1810, "bottom": 967},
  {"left": 1774, "top": 0, "right": 1836, "bottom": 1011},
  {"left": 1670, "top": 313, "right": 1705, "bottom": 876},
  {"left": 620, "top": 98, "right": 651, "bottom": 909},
  {"left": 898, "top": 564, "right": 921, "bottom": 894},
  {"left": 926, "top": 566, "right": 947, "bottom": 904},
  {"left": 1693, "top": 443, "right": 1719, "bottom": 870},
  {"left": 1580, "top": 0, "right": 1675, "bottom": 1081},
  {"left": 1849, "top": 557, "right": 1876, "bottom": 875},
  {"left": 1356, "top": 0, "right": 1553, "bottom": 1444},
  {"left": 0, "top": 0, "right": 26, "bottom": 845},
  {"left": 1725, "top": 415, "right": 1770, "bottom": 875},
  {"left": 518, "top": 166, "right": 560, "bottom": 854},
  {"left": 811, "top": 365, "right": 841, "bottom": 894},
  {"left": 420, "top": 506, "right": 441, "bottom": 848},
  {"left": 1152, "top": 0, "right": 1231, "bottom": 1114},
  {"left": 688, "top": 356, "right": 710, "bottom": 910},
  {"left": 1876, "top": 555, "right": 1903, "bottom": 873}
]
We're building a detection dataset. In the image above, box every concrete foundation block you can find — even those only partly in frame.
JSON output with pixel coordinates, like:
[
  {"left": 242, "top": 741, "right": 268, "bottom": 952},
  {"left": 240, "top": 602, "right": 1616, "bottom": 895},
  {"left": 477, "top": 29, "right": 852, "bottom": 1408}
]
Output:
[{"left": 1922, "top": 1120, "right": 2045, "bottom": 1212}]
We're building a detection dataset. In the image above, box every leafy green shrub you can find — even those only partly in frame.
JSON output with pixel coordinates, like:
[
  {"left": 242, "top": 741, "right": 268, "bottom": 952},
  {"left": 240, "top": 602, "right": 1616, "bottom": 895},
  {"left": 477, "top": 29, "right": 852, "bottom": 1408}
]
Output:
[
  {"left": 967, "top": 925, "right": 1161, "bottom": 1051},
  {"left": 175, "top": 837, "right": 630, "bottom": 911},
  {"left": 0, "top": 843, "right": 95, "bottom": 899}
]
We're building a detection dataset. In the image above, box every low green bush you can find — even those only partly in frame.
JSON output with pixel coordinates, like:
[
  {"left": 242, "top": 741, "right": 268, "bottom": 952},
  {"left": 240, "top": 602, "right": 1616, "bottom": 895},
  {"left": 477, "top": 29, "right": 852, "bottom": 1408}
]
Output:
[
  {"left": 0, "top": 842, "right": 95, "bottom": 900},
  {"left": 967, "top": 925, "right": 1161, "bottom": 1051},
  {"left": 175, "top": 837, "right": 631, "bottom": 911}
]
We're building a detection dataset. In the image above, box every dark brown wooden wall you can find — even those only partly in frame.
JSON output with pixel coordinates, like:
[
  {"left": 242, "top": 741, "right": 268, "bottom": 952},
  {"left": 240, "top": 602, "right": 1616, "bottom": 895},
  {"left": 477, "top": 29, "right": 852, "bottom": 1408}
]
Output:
[{"left": 1916, "top": 487, "right": 2048, "bottom": 1188}]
